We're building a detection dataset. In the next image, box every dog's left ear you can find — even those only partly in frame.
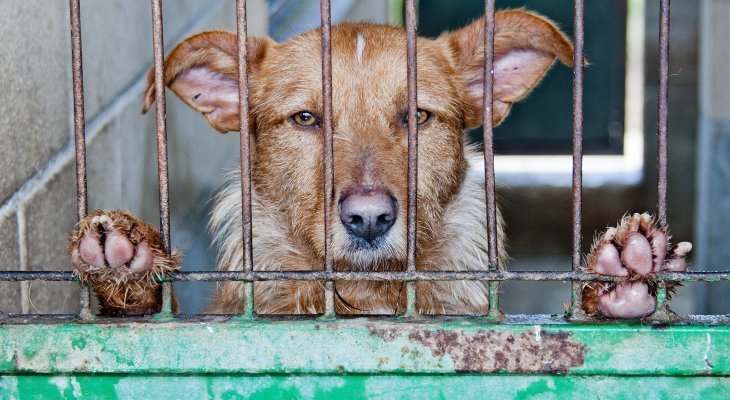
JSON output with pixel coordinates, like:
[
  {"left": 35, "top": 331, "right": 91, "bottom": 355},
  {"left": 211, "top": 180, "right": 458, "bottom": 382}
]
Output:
[{"left": 441, "top": 10, "right": 576, "bottom": 128}]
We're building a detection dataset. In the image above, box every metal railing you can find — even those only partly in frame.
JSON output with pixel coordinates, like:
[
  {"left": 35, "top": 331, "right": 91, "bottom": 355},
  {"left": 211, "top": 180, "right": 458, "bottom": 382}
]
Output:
[{"left": 1, "top": 0, "right": 727, "bottom": 324}]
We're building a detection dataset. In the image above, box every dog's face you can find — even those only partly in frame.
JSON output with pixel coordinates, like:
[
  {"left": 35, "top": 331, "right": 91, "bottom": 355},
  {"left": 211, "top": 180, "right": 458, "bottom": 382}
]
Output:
[{"left": 143, "top": 11, "right": 573, "bottom": 269}]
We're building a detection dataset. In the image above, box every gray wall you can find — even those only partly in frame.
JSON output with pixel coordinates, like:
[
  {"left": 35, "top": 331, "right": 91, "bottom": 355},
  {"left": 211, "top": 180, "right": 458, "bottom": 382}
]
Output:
[{"left": 696, "top": 0, "right": 730, "bottom": 314}]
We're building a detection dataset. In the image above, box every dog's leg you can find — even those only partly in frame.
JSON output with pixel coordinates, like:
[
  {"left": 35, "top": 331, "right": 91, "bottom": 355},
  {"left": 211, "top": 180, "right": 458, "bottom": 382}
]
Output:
[
  {"left": 582, "top": 213, "right": 691, "bottom": 318},
  {"left": 68, "top": 210, "right": 180, "bottom": 315}
]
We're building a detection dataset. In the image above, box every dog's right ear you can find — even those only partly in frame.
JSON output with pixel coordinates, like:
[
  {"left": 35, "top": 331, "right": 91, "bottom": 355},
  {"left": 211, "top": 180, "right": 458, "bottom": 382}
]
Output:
[
  {"left": 440, "top": 10, "right": 575, "bottom": 129},
  {"left": 142, "top": 31, "right": 274, "bottom": 133}
]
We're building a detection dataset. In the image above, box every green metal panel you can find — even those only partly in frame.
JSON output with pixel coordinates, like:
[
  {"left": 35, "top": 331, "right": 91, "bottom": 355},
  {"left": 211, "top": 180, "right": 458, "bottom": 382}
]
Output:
[{"left": 0, "top": 316, "right": 728, "bottom": 398}]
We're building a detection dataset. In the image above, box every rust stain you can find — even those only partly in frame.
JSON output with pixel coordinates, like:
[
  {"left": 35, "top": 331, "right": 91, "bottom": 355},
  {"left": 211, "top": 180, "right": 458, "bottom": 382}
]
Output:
[
  {"left": 408, "top": 329, "right": 587, "bottom": 373},
  {"left": 368, "top": 326, "right": 401, "bottom": 342}
]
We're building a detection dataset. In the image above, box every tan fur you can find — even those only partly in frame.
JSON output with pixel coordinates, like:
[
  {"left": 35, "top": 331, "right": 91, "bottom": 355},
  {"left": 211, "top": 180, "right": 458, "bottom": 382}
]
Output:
[{"left": 72, "top": 11, "right": 573, "bottom": 316}]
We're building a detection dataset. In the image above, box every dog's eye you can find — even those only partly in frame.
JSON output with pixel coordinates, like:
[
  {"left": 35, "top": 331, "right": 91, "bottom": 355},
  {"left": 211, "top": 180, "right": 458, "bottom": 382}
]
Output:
[
  {"left": 401, "top": 109, "right": 431, "bottom": 126},
  {"left": 292, "top": 111, "right": 318, "bottom": 127}
]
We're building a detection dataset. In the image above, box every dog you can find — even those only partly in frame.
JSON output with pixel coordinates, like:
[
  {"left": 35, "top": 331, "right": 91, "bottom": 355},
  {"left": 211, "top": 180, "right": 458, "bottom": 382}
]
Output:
[{"left": 68, "top": 9, "right": 690, "bottom": 318}]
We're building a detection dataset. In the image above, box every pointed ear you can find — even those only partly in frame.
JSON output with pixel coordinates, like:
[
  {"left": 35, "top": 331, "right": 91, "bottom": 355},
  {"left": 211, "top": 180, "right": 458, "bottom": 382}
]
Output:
[
  {"left": 142, "top": 31, "right": 275, "bottom": 133},
  {"left": 441, "top": 10, "right": 576, "bottom": 129}
]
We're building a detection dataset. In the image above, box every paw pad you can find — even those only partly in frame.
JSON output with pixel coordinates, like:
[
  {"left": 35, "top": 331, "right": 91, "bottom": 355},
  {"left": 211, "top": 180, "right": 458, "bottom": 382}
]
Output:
[
  {"left": 582, "top": 213, "right": 692, "bottom": 319},
  {"left": 69, "top": 210, "right": 163, "bottom": 283}
]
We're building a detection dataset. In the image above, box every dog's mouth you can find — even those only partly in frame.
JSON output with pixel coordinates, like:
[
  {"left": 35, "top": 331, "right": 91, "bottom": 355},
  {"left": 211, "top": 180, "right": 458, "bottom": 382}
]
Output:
[
  {"left": 333, "top": 219, "right": 406, "bottom": 270},
  {"left": 344, "top": 233, "right": 389, "bottom": 252},
  {"left": 334, "top": 231, "right": 404, "bottom": 269}
]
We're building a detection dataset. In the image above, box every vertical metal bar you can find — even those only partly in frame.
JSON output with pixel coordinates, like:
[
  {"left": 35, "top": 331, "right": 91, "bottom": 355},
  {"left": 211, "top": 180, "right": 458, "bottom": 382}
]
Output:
[
  {"left": 404, "top": 0, "right": 418, "bottom": 318},
  {"left": 569, "top": 0, "right": 586, "bottom": 319},
  {"left": 150, "top": 0, "right": 173, "bottom": 315},
  {"left": 69, "top": 0, "right": 93, "bottom": 321},
  {"left": 320, "top": 0, "right": 335, "bottom": 318},
  {"left": 657, "top": 0, "right": 670, "bottom": 227},
  {"left": 235, "top": 0, "right": 255, "bottom": 318},
  {"left": 652, "top": 0, "right": 672, "bottom": 322},
  {"left": 70, "top": 0, "right": 87, "bottom": 221},
  {"left": 482, "top": 0, "right": 498, "bottom": 271},
  {"left": 482, "top": 0, "right": 501, "bottom": 320}
]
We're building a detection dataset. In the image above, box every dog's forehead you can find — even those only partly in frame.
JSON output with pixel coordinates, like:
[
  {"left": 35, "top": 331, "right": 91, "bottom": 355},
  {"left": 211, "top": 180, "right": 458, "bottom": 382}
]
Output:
[{"left": 267, "top": 23, "right": 456, "bottom": 111}]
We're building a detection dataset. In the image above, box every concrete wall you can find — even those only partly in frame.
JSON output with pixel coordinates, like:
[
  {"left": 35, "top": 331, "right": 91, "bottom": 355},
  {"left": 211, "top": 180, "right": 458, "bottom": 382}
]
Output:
[
  {"left": 696, "top": 0, "right": 730, "bottom": 314},
  {"left": 0, "top": 0, "right": 267, "bottom": 314}
]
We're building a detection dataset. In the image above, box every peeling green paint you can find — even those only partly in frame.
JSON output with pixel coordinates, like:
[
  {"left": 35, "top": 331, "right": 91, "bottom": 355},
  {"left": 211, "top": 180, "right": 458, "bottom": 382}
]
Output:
[{"left": 0, "top": 318, "right": 727, "bottom": 398}]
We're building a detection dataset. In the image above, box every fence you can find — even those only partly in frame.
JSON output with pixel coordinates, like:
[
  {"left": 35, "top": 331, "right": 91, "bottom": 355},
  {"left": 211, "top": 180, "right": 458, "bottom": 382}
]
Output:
[{"left": 0, "top": 0, "right": 728, "bottom": 398}]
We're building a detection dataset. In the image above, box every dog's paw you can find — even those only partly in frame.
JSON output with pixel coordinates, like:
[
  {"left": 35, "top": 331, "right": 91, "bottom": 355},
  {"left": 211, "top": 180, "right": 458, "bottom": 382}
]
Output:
[
  {"left": 581, "top": 213, "right": 692, "bottom": 319},
  {"left": 69, "top": 210, "right": 179, "bottom": 284}
]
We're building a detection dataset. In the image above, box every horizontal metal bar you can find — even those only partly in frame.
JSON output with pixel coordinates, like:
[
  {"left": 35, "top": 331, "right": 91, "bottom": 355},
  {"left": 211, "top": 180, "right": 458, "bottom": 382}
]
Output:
[
  {"left": 1, "top": 313, "right": 729, "bottom": 326},
  {"left": 2, "top": 270, "right": 728, "bottom": 282},
  {"left": 3, "top": 313, "right": 729, "bottom": 326}
]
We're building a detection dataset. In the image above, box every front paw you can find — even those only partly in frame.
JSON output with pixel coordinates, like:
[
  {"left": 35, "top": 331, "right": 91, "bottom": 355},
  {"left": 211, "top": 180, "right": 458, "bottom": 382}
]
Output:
[
  {"left": 69, "top": 210, "right": 180, "bottom": 314},
  {"left": 582, "top": 213, "right": 692, "bottom": 319}
]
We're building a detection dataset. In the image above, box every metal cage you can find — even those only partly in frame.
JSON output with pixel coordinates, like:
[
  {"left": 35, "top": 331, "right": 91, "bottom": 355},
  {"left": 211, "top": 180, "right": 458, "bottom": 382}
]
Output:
[{"left": 0, "top": 0, "right": 728, "bottom": 398}]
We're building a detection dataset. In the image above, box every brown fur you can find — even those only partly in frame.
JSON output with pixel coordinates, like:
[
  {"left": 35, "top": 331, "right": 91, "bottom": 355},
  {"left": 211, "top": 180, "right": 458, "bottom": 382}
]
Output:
[{"left": 71, "top": 11, "right": 574, "bottom": 315}]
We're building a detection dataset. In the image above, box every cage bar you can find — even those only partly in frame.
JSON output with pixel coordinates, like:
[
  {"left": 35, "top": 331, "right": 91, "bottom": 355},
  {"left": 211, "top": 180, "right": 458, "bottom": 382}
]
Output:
[
  {"left": 235, "top": 0, "right": 255, "bottom": 318},
  {"left": 69, "top": 0, "right": 87, "bottom": 221},
  {"left": 482, "top": 0, "right": 501, "bottom": 320},
  {"left": 0, "top": 270, "right": 728, "bottom": 283},
  {"left": 656, "top": 0, "right": 670, "bottom": 227},
  {"left": 320, "top": 0, "right": 335, "bottom": 318},
  {"left": 404, "top": 0, "right": 418, "bottom": 318},
  {"left": 69, "top": 0, "right": 93, "bottom": 321},
  {"left": 150, "top": 0, "right": 173, "bottom": 315},
  {"left": 569, "top": 0, "right": 586, "bottom": 319},
  {"left": 652, "top": 0, "right": 672, "bottom": 321},
  {"left": 482, "top": 0, "right": 498, "bottom": 271}
]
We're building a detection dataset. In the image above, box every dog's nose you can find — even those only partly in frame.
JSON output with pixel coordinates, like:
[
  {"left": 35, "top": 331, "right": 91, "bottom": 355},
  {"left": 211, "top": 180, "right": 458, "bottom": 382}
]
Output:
[{"left": 339, "top": 189, "right": 397, "bottom": 242}]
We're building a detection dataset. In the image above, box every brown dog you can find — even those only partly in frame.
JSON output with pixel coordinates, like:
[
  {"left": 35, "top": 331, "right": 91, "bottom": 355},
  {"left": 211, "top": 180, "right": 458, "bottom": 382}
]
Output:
[{"left": 69, "top": 10, "right": 690, "bottom": 318}]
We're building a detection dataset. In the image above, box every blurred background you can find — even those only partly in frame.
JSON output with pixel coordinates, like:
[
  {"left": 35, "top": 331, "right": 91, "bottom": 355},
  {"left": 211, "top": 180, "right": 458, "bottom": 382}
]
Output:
[{"left": 0, "top": 0, "right": 726, "bottom": 316}]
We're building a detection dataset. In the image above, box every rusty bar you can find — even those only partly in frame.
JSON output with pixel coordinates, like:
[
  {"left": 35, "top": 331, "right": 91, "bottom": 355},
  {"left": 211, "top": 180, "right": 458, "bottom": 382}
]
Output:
[
  {"left": 320, "top": 0, "right": 335, "bottom": 318},
  {"left": 646, "top": 0, "right": 672, "bottom": 323},
  {"left": 69, "top": 0, "right": 92, "bottom": 320},
  {"left": 482, "top": 0, "right": 501, "bottom": 320},
  {"left": 235, "top": 0, "right": 254, "bottom": 318},
  {"left": 150, "top": 0, "right": 170, "bottom": 252},
  {"left": 569, "top": 0, "right": 586, "bottom": 319},
  {"left": 77, "top": 282, "right": 93, "bottom": 321},
  {"left": 656, "top": 0, "right": 670, "bottom": 226},
  {"left": 69, "top": 0, "right": 87, "bottom": 220},
  {"left": 150, "top": 0, "right": 173, "bottom": 314},
  {"left": 649, "top": 281, "right": 674, "bottom": 322},
  {"left": 1, "top": 270, "right": 728, "bottom": 283},
  {"left": 404, "top": 0, "right": 418, "bottom": 318},
  {"left": 651, "top": 0, "right": 672, "bottom": 321},
  {"left": 482, "top": 0, "right": 498, "bottom": 270}
]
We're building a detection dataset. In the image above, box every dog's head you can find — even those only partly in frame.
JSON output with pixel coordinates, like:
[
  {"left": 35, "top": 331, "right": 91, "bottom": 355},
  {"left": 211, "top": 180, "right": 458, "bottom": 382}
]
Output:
[{"left": 143, "top": 10, "right": 573, "bottom": 269}]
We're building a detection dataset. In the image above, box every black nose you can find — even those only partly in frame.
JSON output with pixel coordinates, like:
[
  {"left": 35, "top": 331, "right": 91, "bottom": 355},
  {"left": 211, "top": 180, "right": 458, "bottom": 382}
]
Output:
[{"left": 339, "top": 188, "right": 397, "bottom": 242}]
